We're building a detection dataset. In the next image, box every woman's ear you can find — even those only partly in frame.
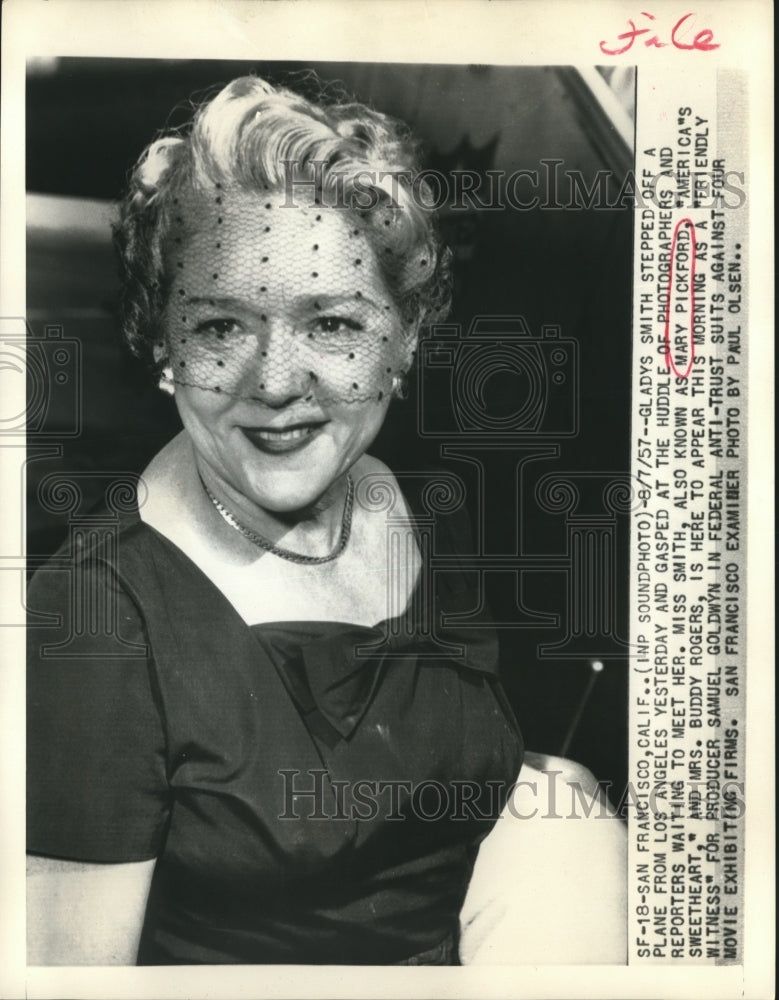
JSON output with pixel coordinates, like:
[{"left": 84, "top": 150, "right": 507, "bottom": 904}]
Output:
[
  {"left": 152, "top": 341, "right": 175, "bottom": 395},
  {"left": 152, "top": 341, "right": 167, "bottom": 366}
]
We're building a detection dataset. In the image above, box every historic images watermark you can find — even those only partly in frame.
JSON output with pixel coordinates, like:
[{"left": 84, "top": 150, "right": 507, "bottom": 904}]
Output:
[
  {"left": 279, "top": 159, "right": 746, "bottom": 212},
  {"left": 277, "top": 768, "right": 745, "bottom": 823}
]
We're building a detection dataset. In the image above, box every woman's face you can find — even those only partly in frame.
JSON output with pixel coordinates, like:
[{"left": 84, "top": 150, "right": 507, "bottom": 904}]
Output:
[{"left": 161, "top": 188, "right": 411, "bottom": 513}]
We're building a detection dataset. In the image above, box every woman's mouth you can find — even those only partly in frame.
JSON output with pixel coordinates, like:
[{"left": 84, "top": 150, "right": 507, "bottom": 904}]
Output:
[{"left": 241, "top": 423, "right": 325, "bottom": 454}]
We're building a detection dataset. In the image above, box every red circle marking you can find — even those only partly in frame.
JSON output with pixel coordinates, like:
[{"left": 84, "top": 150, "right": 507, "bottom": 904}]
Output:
[{"left": 663, "top": 218, "right": 697, "bottom": 379}]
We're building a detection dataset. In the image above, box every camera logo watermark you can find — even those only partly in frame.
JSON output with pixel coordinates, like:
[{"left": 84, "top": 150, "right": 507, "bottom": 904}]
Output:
[{"left": 419, "top": 316, "right": 578, "bottom": 439}]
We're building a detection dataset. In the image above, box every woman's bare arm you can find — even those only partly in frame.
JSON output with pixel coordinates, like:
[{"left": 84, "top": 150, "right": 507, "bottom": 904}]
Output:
[{"left": 27, "top": 854, "right": 156, "bottom": 966}]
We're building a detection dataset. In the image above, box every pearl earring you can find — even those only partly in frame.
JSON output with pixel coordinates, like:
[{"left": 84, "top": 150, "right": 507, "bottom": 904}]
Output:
[{"left": 158, "top": 367, "right": 175, "bottom": 396}]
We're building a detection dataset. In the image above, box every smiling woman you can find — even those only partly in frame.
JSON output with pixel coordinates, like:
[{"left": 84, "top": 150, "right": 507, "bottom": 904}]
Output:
[
  {"left": 24, "top": 61, "right": 636, "bottom": 969},
  {"left": 26, "top": 74, "right": 528, "bottom": 966}
]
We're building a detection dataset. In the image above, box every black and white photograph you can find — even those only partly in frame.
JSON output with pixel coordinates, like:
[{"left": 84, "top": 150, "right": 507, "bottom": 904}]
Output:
[
  {"left": 0, "top": 2, "right": 773, "bottom": 998},
  {"left": 23, "top": 55, "right": 633, "bottom": 968}
]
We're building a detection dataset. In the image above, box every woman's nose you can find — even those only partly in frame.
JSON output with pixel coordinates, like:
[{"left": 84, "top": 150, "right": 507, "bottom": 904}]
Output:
[{"left": 247, "top": 325, "right": 314, "bottom": 406}]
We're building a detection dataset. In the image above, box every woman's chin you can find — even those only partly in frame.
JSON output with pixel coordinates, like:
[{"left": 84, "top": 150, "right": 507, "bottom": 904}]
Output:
[
  {"left": 240, "top": 469, "right": 345, "bottom": 517},
  {"left": 231, "top": 432, "right": 362, "bottom": 514}
]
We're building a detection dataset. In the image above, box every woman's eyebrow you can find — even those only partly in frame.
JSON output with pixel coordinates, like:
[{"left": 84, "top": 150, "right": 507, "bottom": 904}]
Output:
[
  {"left": 294, "top": 292, "right": 384, "bottom": 311},
  {"left": 183, "top": 293, "right": 387, "bottom": 313},
  {"left": 184, "top": 296, "right": 248, "bottom": 308}
]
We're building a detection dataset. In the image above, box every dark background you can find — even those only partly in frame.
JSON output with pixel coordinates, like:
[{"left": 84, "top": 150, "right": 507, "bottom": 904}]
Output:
[{"left": 27, "top": 58, "right": 634, "bottom": 802}]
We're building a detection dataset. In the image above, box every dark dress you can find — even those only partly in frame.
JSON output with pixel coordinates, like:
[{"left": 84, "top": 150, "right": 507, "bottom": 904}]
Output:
[{"left": 26, "top": 481, "right": 523, "bottom": 965}]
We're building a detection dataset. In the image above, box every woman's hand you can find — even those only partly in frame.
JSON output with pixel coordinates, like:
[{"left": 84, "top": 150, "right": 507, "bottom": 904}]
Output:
[
  {"left": 27, "top": 854, "right": 156, "bottom": 965},
  {"left": 460, "top": 753, "right": 627, "bottom": 964}
]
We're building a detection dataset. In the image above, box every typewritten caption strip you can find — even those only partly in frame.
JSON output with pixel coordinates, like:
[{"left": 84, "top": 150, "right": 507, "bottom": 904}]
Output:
[{"left": 629, "top": 66, "right": 748, "bottom": 966}]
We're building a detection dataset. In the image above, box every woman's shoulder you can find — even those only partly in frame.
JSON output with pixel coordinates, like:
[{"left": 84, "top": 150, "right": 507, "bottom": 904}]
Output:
[
  {"left": 26, "top": 445, "right": 188, "bottom": 613},
  {"left": 28, "top": 487, "right": 149, "bottom": 587},
  {"left": 28, "top": 433, "right": 194, "bottom": 585}
]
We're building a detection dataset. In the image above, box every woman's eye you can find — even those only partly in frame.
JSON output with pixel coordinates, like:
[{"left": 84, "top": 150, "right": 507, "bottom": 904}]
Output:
[
  {"left": 195, "top": 318, "right": 241, "bottom": 337},
  {"left": 315, "top": 316, "right": 363, "bottom": 336}
]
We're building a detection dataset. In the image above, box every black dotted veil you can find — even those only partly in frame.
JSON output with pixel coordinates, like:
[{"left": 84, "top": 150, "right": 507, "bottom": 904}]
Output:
[{"left": 113, "top": 76, "right": 452, "bottom": 407}]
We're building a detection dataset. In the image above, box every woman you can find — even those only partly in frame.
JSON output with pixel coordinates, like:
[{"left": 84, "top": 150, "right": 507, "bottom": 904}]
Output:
[{"left": 26, "top": 75, "right": 625, "bottom": 966}]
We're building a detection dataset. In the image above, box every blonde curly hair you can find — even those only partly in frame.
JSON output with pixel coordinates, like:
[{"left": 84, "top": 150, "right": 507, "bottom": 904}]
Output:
[{"left": 113, "top": 75, "right": 452, "bottom": 372}]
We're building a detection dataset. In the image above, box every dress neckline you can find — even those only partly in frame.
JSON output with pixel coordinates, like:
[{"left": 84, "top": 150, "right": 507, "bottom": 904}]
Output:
[
  {"left": 111, "top": 478, "right": 500, "bottom": 743},
  {"left": 119, "top": 474, "right": 430, "bottom": 635}
]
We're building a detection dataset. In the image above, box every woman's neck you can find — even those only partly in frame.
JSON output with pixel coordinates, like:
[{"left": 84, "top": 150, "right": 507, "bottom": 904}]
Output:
[
  {"left": 193, "top": 446, "right": 351, "bottom": 559},
  {"left": 141, "top": 431, "right": 360, "bottom": 563}
]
